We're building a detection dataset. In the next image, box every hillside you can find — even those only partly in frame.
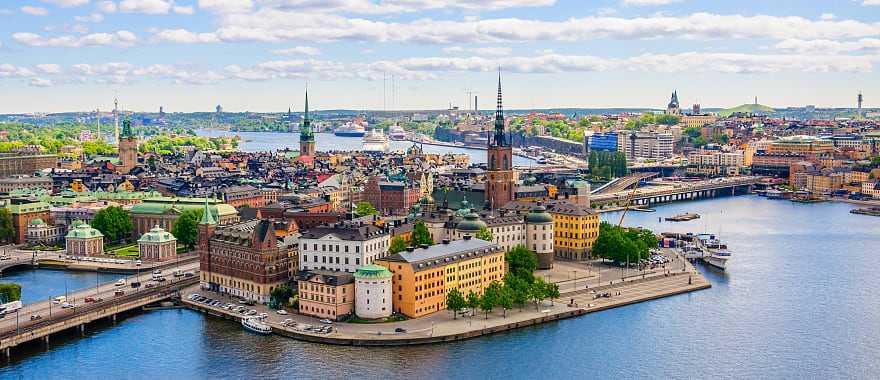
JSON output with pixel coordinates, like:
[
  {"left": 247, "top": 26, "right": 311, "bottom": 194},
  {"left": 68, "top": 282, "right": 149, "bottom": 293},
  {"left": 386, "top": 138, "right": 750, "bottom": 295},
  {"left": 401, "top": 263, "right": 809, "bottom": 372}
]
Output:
[{"left": 718, "top": 103, "right": 776, "bottom": 117}]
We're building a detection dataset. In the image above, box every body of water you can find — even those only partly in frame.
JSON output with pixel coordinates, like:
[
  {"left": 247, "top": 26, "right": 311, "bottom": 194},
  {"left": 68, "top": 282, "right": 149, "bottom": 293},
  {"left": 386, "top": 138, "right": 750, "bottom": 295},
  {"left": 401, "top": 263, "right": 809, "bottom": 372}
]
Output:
[
  {"left": 3, "top": 196, "right": 880, "bottom": 379},
  {"left": 196, "top": 130, "right": 535, "bottom": 166}
]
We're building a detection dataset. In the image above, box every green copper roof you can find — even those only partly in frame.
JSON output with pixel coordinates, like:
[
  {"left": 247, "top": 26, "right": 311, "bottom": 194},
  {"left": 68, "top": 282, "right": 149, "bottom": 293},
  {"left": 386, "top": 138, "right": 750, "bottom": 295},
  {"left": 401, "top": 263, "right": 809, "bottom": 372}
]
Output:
[
  {"left": 200, "top": 197, "right": 216, "bottom": 225},
  {"left": 29, "top": 218, "right": 46, "bottom": 226},
  {"left": 66, "top": 222, "right": 103, "bottom": 239},
  {"left": 121, "top": 119, "right": 134, "bottom": 138},
  {"left": 526, "top": 205, "right": 554, "bottom": 224},
  {"left": 354, "top": 264, "right": 392, "bottom": 279},
  {"left": 130, "top": 197, "right": 235, "bottom": 218},
  {"left": 138, "top": 225, "right": 177, "bottom": 243},
  {"left": 456, "top": 212, "right": 486, "bottom": 232},
  {"left": 300, "top": 89, "right": 314, "bottom": 142}
]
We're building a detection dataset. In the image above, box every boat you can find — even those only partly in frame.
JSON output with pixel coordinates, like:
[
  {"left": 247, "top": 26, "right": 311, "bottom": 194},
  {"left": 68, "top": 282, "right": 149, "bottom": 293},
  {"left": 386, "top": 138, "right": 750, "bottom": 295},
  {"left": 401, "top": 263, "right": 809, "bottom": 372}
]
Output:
[
  {"left": 388, "top": 125, "right": 407, "bottom": 140},
  {"left": 241, "top": 317, "right": 272, "bottom": 335},
  {"left": 700, "top": 236, "right": 731, "bottom": 270},
  {"left": 665, "top": 213, "right": 700, "bottom": 222},
  {"left": 334, "top": 120, "right": 367, "bottom": 137},
  {"left": 850, "top": 207, "right": 880, "bottom": 217},
  {"left": 362, "top": 129, "right": 389, "bottom": 152}
]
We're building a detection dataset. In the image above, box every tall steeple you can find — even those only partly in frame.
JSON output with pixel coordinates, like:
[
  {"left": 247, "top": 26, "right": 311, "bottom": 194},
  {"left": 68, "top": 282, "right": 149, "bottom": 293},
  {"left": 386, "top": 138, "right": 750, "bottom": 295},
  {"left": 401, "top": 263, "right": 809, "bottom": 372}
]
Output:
[
  {"left": 299, "top": 87, "right": 316, "bottom": 157},
  {"left": 492, "top": 68, "right": 507, "bottom": 147},
  {"left": 200, "top": 197, "right": 217, "bottom": 225}
]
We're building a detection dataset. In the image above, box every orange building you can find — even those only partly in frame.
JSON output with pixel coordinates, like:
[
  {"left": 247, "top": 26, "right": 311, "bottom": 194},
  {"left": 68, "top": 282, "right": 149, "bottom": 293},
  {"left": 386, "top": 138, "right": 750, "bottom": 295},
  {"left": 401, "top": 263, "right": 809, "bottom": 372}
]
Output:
[{"left": 297, "top": 270, "right": 355, "bottom": 321}]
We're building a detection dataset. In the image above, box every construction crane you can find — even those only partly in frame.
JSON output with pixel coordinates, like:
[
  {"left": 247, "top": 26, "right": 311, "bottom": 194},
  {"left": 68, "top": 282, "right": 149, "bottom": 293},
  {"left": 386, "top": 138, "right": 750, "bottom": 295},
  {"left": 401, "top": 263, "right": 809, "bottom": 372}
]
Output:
[{"left": 617, "top": 181, "right": 641, "bottom": 227}]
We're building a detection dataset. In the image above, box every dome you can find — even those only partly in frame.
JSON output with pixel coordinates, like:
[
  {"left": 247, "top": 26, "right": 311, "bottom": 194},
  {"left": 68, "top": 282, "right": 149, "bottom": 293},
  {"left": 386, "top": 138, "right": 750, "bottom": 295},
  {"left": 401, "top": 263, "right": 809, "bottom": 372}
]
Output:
[
  {"left": 138, "top": 225, "right": 177, "bottom": 243},
  {"left": 354, "top": 264, "right": 392, "bottom": 279},
  {"left": 29, "top": 218, "right": 46, "bottom": 226},
  {"left": 526, "top": 204, "right": 554, "bottom": 224},
  {"left": 456, "top": 212, "right": 486, "bottom": 232},
  {"left": 66, "top": 223, "right": 104, "bottom": 239},
  {"left": 572, "top": 180, "right": 590, "bottom": 189}
]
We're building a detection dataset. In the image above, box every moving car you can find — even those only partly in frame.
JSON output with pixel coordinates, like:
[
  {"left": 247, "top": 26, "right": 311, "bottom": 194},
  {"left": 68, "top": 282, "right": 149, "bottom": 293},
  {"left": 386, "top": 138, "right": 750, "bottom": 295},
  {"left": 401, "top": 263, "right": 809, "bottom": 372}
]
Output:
[{"left": 114, "top": 279, "right": 126, "bottom": 287}]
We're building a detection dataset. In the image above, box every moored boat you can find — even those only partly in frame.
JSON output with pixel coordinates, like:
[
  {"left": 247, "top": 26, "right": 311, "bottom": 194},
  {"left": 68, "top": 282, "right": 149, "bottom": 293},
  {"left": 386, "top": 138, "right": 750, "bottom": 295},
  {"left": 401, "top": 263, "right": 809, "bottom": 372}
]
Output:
[{"left": 241, "top": 317, "right": 272, "bottom": 335}]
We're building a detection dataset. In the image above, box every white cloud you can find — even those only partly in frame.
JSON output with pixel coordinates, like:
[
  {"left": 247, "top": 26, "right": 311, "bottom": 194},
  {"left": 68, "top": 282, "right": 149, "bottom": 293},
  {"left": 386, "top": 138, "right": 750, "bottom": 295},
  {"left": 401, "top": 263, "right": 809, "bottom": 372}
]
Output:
[
  {"left": 30, "top": 78, "right": 54, "bottom": 87},
  {"left": 70, "top": 62, "right": 225, "bottom": 84},
  {"left": 21, "top": 6, "right": 50, "bottom": 16},
  {"left": 13, "top": 30, "right": 137, "bottom": 47},
  {"left": 0, "top": 64, "right": 36, "bottom": 78},
  {"left": 36, "top": 64, "right": 62, "bottom": 74},
  {"left": 40, "top": 0, "right": 90, "bottom": 7},
  {"left": 820, "top": 13, "right": 835, "bottom": 20},
  {"left": 774, "top": 38, "right": 880, "bottom": 54},
  {"left": 862, "top": 0, "right": 880, "bottom": 5},
  {"left": 97, "top": 1, "right": 117, "bottom": 12},
  {"left": 621, "top": 0, "right": 681, "bottom": 5},
  {"left": 119, "top": 0, "right": 172, "bottom": 14},
  {"left": 270, "top": 46, "right": 321, "bottom": 56},
  {"left": 153, "top": 29, "right": 219, "bottom": 43},
  {"left": 198, "top": 0, "right": 253, "bottom": 13},
  {"left": 172, "top": 11, "right": 880, "bottom": 45},
  {"left": 75, "top": 13, "right": 105, "bottom": 22},
  {"left": 173, "top": 5, "right": 194, "bottom": 14},
  {"left": 442, "top": 46, "right": 512, "bottom": 55},
  {"left": 258, "top": 0, "right": 556, "bottom": 14}
]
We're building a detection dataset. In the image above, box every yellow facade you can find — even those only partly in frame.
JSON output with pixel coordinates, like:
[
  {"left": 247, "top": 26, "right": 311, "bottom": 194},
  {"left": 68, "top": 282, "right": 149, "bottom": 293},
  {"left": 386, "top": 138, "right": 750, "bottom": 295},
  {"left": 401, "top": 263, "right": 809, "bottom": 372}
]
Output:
[
  {"left": 376, "top": 242, "right": 505, "bottom": 318},
  {"left": 551, "top": 209, "right": 599, "bottom": 260}
]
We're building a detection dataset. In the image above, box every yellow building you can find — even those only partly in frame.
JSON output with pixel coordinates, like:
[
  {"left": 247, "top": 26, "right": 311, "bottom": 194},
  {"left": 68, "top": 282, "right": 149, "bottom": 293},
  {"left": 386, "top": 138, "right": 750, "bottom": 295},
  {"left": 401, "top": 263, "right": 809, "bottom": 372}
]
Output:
[
  {"left": 681, "top": 114, "right": 717, "bottom": 129},
  {"left": 547, "top": 201, "right": 599, "bottom": 261},
  {"left": 375, "top": 238, "right": 505, "bottom": 318},
  {"left": 768, "top": 135, "right": 835, "bottom": 156}
]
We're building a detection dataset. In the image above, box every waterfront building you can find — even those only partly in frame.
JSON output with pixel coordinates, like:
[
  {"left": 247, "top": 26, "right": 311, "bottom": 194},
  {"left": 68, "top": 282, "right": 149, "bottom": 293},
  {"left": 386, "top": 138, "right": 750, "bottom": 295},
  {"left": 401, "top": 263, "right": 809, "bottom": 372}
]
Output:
[
  {"left": 687, "top": 150, "right": 745, "bottom": 177},
  {"left": 586, "top": 132, "right": 618, "bottom": 153},
  {"left": 65, "top": 222, "right": 104, "bottom": 256},
  {"left": 199, "top": 203, "right": 295, "bottom": 303},
  {"left": 298, "top": 223, "right": 391, "bottom": 273},
  {"left": 137, "top": 225, "right": 177, "bottom": 262},
  {"left": 861, "top": 181, "right": 880, "bottom": 199},
  {"left": 665, "top": 91, "right": 681, "bottom": 115},
  {"left": 617, "top": 131, "right": 674, "bottom": 161},
  {"left": 25, "top": 218, "right": 65, "bottom": 246},
  {"left": 117, "top": 119, "right": 138, "bottom": 174},
  {"left": 751, "top": 152, "right": 807, "bottom": 177},
  {"left": 354, "top": 264, "right": 393, "bottom": 319},
  {"left": 0, "top": 175, "right": 53, "bottom": 193},
  {"left": 485, "top": 73, "right": 515, "bottom": 209},
  {"left": 299, "top": 89, "right": 316, "bottom": 157},
  {"left": 548, "top": 201, "right": 599, "bottom": 261},
  {"left": 1, "top": 198, "right": 51, "bottom": 244},
  {"left": 0, "top": 153, "right": 57, "bottom": 177},
  {"left": 130, "top": 197, "right": 238, "bottom": 239},
  {"left": 297, "top": 270, "right": 354, "bottom": 321},
  {"left": 525, "top": 203, "right": 555, "bottom": 269},
  {"left": 376, "top": 237, "right": 505, "bottom": 318}
]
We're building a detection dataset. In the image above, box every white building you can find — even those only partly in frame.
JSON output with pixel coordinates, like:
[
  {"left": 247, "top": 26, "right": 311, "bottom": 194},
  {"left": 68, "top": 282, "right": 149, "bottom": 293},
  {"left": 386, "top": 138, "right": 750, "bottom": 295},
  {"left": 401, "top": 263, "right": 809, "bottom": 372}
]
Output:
[
  {"left": 354, "top": 264, "right": 393, "bottom": 319},
  {"left": 299, "top": 223, "right": 391, "bottom": 273}
]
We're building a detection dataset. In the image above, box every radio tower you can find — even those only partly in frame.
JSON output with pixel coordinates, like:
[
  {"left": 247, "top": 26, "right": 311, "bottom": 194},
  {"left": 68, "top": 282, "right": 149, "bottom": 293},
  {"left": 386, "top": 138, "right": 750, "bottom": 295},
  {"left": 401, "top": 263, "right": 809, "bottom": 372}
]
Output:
[{"left": 858, "top": 91, "right": 864, "bottom": 120}]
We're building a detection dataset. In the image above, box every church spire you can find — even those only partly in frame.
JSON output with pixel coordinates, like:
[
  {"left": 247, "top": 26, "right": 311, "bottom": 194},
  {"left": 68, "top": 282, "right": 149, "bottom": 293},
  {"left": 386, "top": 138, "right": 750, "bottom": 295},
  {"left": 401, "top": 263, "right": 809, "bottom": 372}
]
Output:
[
  {"left": 492, "top": 68, "right": 507, "bottom": 147},
  {"left": 300, "top": 87, "right": 314, "bottom": 142},
  {"left": 200, "top": 197, "right": 216, "bottom": 225}
]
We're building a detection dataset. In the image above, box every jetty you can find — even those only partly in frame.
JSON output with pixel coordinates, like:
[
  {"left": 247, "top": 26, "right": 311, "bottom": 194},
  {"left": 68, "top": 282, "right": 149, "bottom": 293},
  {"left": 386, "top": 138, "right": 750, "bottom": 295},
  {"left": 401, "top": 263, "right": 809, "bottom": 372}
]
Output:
[
  {"left": 665, "top": 213, "right": 700, "bottom": 222},
  {"left": 850, "top": 207, "right": 880, "bottom": 217}
]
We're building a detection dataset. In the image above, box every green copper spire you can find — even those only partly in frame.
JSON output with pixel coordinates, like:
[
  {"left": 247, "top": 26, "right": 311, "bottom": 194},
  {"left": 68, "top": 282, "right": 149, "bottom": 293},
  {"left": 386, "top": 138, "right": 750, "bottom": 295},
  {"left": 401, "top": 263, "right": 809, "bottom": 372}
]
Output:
[
  {"left": 200, "top": 197, "right": 216, "bottom": 225},
  {"left": 300, "top": 88, "right": 314, "bottom": 142},
  {"left": 121, "top": 118, "right": 134, "bottom": 139}
]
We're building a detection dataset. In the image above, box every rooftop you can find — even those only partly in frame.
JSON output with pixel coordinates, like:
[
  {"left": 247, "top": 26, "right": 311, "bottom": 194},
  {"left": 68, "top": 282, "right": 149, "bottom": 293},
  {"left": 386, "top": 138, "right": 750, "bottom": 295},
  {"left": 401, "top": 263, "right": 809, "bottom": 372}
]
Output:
[{"left": 381, "top": 238, "right": 500, "bottom": 271}]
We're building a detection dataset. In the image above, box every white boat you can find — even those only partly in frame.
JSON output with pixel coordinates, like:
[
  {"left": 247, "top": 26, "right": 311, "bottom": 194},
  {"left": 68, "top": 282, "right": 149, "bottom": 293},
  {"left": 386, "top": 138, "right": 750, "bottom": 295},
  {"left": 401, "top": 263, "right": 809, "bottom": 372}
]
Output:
[
  {"left": 241, "top": 317, "right": 272, "bottom": 335},
  {"left": 701, "top": 237, "right": 731, "bottom": 270},
  {"left": 334, "top": 121, "right": 367, "bottom": 137},
  {"left": 362, "top": 129, "right": 389, "bottom": 152},
  {"left": 388, "top": 125, "right": 407, "bottom": 140}
]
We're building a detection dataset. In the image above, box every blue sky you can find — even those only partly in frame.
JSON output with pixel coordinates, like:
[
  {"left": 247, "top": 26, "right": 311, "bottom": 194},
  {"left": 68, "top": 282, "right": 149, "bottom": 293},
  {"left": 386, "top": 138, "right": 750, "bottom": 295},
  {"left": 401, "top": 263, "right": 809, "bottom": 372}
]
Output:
[{"left": 1, "top": 0, "right": 879, "bottom": 113}]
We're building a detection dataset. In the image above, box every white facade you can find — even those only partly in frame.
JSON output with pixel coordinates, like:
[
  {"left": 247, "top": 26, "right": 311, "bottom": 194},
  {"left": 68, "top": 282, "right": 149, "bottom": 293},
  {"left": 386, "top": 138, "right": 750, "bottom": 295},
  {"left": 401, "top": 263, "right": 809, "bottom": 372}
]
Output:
[
  {"left": 525, "top": 222, "right": 554, "bottom": 254},
  {"left": 299, "top": 233, "right": 391, "bottom": 273},
  {"left": 355, "top": 275, "right": 392, "bottom": 319}
]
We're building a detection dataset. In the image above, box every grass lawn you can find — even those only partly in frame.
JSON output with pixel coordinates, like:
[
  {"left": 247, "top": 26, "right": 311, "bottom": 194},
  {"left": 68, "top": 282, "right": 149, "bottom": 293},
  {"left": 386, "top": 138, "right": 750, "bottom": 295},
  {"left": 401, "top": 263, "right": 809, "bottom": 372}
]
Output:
[
  {"left": 107, "top": 245, "right": 140, "bottom": 257},
  {"left": 346, "top": 315, "right": 407, "bottom": 324}
]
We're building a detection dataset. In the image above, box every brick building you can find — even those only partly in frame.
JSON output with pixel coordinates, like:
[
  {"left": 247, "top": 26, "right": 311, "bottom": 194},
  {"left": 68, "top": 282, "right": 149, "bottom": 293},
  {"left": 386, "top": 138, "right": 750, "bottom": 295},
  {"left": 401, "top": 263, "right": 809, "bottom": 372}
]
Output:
[
  {"left": 362, "top": 176, "right": 421, "bottom": 215},
  {"left": 2, "top": 199, "right": 51, "bottom": 244},
  {"left": 0, "top": 153, "right": 57, "bottom": 177},
  {"left": 220, "top": 185, "right": 266, "bottom": 208}
]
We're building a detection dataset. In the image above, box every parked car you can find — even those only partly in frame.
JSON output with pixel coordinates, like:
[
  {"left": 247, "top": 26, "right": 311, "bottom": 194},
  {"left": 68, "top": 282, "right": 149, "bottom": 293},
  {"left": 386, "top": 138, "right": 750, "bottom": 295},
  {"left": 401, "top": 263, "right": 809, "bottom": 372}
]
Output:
[
  {"left": 319, "top": 319, "right": 334, "bottom": 325},
  {"left": 276, "top": 309, "right": 288, "bottom": 315}
]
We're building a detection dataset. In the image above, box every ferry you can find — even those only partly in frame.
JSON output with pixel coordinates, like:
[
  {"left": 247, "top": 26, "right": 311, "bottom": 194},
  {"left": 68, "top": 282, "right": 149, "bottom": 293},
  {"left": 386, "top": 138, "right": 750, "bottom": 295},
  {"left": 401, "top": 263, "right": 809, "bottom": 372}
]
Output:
[
  {"left": 334, "top": 120, "right": 367, "bottom": 137},
  {"left": 241, "top": 317, "right": 272, "bottom": 335},
  {"left": 388, "top": 125, "right": 407, "bottom": 140},
  {"left": 362, "top": 129, "right": 389, "bottom": 152},
  {"left": 700, "top": 235, "right": 731, "bottom": 270}
]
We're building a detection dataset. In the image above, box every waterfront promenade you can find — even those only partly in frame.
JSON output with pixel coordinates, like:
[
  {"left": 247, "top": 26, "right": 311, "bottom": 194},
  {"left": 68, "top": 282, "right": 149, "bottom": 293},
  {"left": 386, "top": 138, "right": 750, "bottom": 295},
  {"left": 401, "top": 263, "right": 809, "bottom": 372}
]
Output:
[{"left": 183, "top": 249, "right": 709, "bottom": 346}]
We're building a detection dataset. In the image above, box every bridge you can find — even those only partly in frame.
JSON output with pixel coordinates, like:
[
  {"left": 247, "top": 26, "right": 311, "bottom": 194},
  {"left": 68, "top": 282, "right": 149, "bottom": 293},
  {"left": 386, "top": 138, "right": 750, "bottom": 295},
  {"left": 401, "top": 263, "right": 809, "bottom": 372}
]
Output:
[
  {"left": 0, "top": 262, "right": 199, "bottom": 357},
  {"left": 591, "top": 176, "right": 762, "bottom": 206},
  {"left": 0, "top": 257, "right": 37, "bottom": 274},
  {"left": 591, "top": 172, "right": 659, "bottom": 195}
]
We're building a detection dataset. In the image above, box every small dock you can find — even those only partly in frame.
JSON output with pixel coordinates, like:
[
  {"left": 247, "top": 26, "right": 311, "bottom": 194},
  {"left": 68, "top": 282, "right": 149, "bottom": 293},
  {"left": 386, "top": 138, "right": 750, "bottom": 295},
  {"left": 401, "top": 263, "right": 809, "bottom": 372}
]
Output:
[
  {"left": 851, "top": 207, "right": 880, "bottom": 217},
  {"left": 664, "top": 213, "right": 700, "bottom": 222}
]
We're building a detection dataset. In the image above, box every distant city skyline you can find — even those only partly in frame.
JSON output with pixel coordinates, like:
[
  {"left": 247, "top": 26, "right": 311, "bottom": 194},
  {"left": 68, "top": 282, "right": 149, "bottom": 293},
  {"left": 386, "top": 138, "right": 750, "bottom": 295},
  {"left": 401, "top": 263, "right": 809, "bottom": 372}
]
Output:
[{"left": 1, "top": 0, "right": 879, "bottom": 113}]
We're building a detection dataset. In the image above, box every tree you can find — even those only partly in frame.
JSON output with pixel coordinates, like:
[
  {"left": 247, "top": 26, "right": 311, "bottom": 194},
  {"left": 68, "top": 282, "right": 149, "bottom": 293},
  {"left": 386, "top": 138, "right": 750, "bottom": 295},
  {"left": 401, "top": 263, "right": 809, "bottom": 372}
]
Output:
[
  {"left": 480, "top": 282, "right": 502, "bottom": 319},
  {"left": 505, "top": 275, "right": 530, "bottom": 311},
  {"left": 410, "top": 221, "right": 433, "bottom": 246},
  {"left": 506, "top": 245, "right": 538, "bottom": 282},
  {"left": 0, "top": 209, "right": 14, "bottom": 243},
  {"left": 475, "top": 226, "right": 493, "bottom": 242},
  {"left": 354, "top": 201, "right": 377, "bottom": 217},
  {"left": 498, "top": 285, "right": 514, "bottom": 318},
  {"left": 466, "top": 291, "right": 480, "bottom": 317},
  {"left": 692, "top": 136, "right": 708, "bottom": 147},
  {"left": 544, "top": 282, "right": 560, "bottom": 306},
  {"left": 172, "top": 209, "right": 203, "bottom": 250},
  {"left": 270, "top": 285, "right": 294, "bottom": 309},
  {"left": 446, "top": 288, "right": 466, "bottom": 320},
  {"left": 530, "top": 277, "right": 549, "bottom": 311},
  {"left": 388, "top": 236, "right": 408, "bottom": 255},
  {"left": 592, "top": 222, "right": 654, "bottom": 263},
  {"left": 91, "top": 206, "right": 132, "bottom": 244},
  {"left": 0, "top": 283, "right": 21, "bottom": 303}
]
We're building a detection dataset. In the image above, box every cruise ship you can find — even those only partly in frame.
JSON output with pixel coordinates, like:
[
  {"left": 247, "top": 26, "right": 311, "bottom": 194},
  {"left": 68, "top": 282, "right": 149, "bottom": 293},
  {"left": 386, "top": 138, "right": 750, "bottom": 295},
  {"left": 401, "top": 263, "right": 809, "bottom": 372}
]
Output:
[
  {"left": 334, "top": 119, "right": 367, "bottom": 137},
  {"left": 388, "top": 125, "right": 407, "bottom": 140},
  {"left": 362, "top": 128, "right": 389, "bottom": 152}
]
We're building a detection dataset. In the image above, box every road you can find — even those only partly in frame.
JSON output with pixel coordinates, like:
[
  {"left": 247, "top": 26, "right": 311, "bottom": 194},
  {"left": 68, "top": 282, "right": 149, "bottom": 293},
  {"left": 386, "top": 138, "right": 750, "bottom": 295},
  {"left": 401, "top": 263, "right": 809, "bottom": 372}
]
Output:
[{"left": 0, "top": 261, "right": 199, "bottom": 333}]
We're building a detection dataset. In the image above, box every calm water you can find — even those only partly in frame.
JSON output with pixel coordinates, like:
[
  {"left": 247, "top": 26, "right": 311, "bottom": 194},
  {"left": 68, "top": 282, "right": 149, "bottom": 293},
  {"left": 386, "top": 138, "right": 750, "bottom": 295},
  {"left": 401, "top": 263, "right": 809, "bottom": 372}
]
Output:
[
  {"left": 3, "top": 196, "right": 880, "bottom": 379},
  {"left": 196, "top": 130, "right": 535, "bottom": 166},
  {"left": 0, "top": 269, "right": 118, "bottom": 304}
]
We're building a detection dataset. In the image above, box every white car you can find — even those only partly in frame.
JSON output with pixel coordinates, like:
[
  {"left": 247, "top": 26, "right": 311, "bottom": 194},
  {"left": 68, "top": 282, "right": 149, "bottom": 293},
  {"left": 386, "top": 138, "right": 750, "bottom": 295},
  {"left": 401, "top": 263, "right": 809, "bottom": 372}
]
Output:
[
  {"left": 319, "top": 319, "right": 334, "bottom": 325},
  {"left": 276, "top": 309, "right": 288, "bottom": 315},
  {"left": 114, "top": 279, "right": 126, "bottom": 287},
  {"left": 61, "top": 302, "right": 76, "bottom": 309},
  {"left": 134, "top": 260, "right": 142, "bottom": 266}
]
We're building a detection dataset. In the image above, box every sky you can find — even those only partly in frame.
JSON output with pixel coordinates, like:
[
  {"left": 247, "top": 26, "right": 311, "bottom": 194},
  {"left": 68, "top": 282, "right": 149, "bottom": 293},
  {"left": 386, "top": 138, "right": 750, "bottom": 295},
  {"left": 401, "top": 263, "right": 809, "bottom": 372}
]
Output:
[{"left": 1, "top": 0, "right": 880, "bottom": 113}]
